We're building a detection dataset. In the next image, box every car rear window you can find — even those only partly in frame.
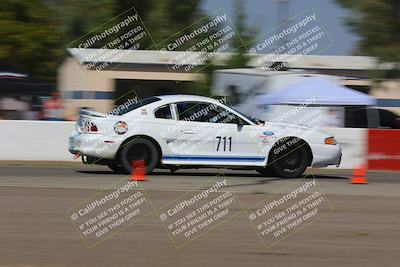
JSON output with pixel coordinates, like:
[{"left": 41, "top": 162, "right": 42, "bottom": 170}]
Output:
[{"left": 116, "top": 97, "right": 161, "bottom": 115}]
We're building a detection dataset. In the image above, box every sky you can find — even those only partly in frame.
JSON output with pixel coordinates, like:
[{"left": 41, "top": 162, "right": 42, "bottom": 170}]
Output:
[{"left": 201, "top": 0, "right": 359, "bottom": 55}]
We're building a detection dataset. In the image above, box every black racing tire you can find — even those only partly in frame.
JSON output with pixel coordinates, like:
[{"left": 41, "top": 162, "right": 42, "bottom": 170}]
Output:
[
  {"left": 120, "top": 138, "right": 159, "bottom": 175},
  {"left": 269, "top": 139, "right": 309, "bottom": 178},
  {"left": 107, "top": 162, "right": 126, "bottom": 174},
  {"left": 256, "top": 166, "right": 276, "bottom": 177}
]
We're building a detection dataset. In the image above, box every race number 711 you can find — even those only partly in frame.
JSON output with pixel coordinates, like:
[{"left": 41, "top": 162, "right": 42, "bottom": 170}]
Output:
[{"left": 216, "top": 136, "right": 232, "bottom": 152}]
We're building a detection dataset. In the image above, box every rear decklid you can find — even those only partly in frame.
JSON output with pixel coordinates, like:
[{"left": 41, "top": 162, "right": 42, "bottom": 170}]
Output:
[{"left": 76, "top": 109, "right": 107, "bottom": 133}]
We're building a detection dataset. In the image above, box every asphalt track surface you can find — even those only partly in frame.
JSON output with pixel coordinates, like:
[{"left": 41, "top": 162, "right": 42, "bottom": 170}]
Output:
[{"left": 0, "top": 162, "right": 400, "bottom": 267}]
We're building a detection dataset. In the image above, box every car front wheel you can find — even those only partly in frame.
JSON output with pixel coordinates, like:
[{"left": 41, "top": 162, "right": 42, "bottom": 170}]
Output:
[
  {"left": 256, "top": 166, "right": 276, "bottom": 177},
  {"left": 270, "top": 140, "right": 309, "bottom": 178}
]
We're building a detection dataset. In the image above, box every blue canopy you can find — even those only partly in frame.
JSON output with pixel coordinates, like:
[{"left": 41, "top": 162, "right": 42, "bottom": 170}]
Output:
[{"left": 256, "top": 77, "right": 377, "bottom": 106}]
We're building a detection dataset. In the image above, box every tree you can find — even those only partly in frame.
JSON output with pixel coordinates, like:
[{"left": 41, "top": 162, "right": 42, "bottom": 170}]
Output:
[
  {"left": 0, "top": 0, "right": 63, "bottom": 80},
  {"left": 0, "top": 0, "right": 207, "bottom": 81},
  {"left": 60, "top": 0, "right": 116, "bottom": 46},
  {"left": 224, "top": 0, "right": 255, "bottom": 69},
  {"left": 147, "top": 0, "right": 204, "bottom": 45},
  {"left": 193, "top": 0, "right": 256, "bottom": 96},
  {"left": 336, "top": 0, "right": 400, "bottom": 77}
]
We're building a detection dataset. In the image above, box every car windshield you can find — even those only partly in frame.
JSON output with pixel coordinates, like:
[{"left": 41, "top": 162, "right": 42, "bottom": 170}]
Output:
[{"left": 115, "top": 97, "right": 161, "bottom": 115}]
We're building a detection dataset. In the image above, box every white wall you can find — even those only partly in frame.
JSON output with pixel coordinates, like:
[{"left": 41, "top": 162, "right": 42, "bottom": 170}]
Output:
[
  {"left": 0, "top": 121, "right": 366, "bottom": 169},
  {"left": 1, "top": 120, "right": 76, "bottom": 161}
]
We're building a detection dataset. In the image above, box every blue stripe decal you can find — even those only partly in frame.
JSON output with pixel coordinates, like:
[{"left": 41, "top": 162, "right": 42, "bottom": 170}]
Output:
[{"left": 163, "top": 155, "right": 265, "bottom": 161}]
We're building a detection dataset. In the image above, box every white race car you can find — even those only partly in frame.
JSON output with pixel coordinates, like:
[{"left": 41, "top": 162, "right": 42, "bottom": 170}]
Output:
[{"left": 69, "top": 95, "right": 341, "bottom": 177}]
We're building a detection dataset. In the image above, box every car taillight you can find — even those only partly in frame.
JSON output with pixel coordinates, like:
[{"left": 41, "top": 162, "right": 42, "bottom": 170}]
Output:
[
  {"left": 84, "top": 121, "right": 98, "bottom": 132},
  {"left": 90, "top": 123, "right": 98, "bottom": 132}
]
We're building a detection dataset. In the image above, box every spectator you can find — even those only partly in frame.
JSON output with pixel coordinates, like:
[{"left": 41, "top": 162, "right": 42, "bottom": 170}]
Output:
[{"left": 43, "top": 92, "right": 63, "bottom": 121}]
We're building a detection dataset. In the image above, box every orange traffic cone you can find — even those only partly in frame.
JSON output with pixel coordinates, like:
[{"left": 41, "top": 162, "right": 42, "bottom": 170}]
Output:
[
  {"left": 351, "top": 165, "right": 368, "bottom": 184},
  {"left": 130, "top": 160, "right": 146, "bottom": 181}
]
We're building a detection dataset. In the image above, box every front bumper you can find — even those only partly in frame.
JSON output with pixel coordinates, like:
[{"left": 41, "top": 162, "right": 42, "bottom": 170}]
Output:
[
  {"left": 68, "top": 131, "right": 119, "bottom": 159},
  {"left": 311, "top": 144, "right": 342, "bottom": 168}
]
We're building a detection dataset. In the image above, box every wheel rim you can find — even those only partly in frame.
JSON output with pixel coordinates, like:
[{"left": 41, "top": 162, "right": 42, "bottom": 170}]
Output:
[
  {"left": 127, "top": 143, "right": 152, "bottom": 168},
  {"left": 277, "top": 148, "right": 303, "bottom": 173}
]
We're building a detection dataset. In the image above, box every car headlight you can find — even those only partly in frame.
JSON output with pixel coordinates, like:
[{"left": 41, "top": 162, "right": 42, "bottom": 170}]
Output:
[{"left": 324, "top": 137, "right": 337, "bottom": 145}]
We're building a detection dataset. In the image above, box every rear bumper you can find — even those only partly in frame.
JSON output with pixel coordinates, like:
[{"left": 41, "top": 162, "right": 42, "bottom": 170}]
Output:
[
  {"left": 68, "top": 131, "right": 119, "bottom": 159},
  {"left": 311, "top": 144, "right": 342, "bottom": 168}
]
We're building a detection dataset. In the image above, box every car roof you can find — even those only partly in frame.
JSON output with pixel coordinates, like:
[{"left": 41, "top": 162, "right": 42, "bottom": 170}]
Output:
[
  {"left": 155, "top": 94, "right": 222, "bottom": 104},
  {"left": 137, "top": 94, "right": 254, "bottom": 125}
]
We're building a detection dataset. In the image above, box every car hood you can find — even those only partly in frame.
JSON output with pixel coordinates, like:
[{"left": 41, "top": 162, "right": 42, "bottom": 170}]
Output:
[
  {"left": 262, "top": 121, "right": 314, "bottom": 130},
  {"left": 255, "top": 121, "right": 332, "bottom": 142}
]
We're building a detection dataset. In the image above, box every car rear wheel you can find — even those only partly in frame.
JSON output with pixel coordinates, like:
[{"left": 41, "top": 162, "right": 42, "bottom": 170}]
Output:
[
  {"left": 107, "top": 162, "right": 126, "bottom": 174},
  {"left": 270, "top": 140, "right": 309, "bottom": 178},
  {"left": 120, "top": 138, "right": 159, "bottom": 175}
]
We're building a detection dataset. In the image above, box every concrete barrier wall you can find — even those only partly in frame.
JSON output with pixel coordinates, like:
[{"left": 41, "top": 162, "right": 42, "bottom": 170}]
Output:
[
  {"left": 1, "top": 121, "right": 366, "bottom": 168},
  {"left": 1, "top": 120, "right": 76, "bottom": 161},
  {"left": 367, "top": 129, "right": 400, "bottom": 171}
]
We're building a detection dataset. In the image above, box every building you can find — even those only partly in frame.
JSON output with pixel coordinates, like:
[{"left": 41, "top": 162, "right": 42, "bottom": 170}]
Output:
[{"left": 58, "top": 49, "right": 400, "bottom": 117}]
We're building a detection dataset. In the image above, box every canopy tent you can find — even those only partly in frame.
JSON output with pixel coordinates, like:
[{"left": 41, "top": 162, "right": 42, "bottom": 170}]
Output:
[{"left": 256, "top": 77, "right": 377, "bottom": 106}]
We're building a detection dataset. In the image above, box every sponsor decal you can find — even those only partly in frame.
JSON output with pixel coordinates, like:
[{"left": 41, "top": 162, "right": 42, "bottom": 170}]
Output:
[
  {"left": 263, "top": 131, "right": 274, "bottom": 136},
  {"left": 114, "top": 121, "right": 128, "bottom": 135},
  {"left": 259, "top": 131, "right": 276, "bottom": 144}
]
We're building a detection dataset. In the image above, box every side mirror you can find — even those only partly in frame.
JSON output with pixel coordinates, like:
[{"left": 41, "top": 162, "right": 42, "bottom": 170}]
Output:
[{"left": 237, "top": 118, "right": 244, "bottom": 131}]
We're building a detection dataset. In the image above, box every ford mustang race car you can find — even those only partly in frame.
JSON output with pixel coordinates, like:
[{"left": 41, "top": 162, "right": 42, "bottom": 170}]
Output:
[{"left": 69, "top": 95, "right": 341, "bottom": 178}]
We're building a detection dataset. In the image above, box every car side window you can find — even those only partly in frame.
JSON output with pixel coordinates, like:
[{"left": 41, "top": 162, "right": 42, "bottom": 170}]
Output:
[
  {"left": 176, "top": 102, "right": 214, "bottom": 122},
  {"left": 209, "top": 105, "right": 240, "bottom": 124},
  {"left": 154, "top": 105, "right": 172, "bottom": 119},
  {"left": 175, "top": 101, "right": 243, "bottom": 124}
]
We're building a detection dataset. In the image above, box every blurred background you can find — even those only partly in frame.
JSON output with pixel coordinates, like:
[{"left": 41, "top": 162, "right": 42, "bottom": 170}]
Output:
[{"left": 0, "top": 0, "right": 399, "bottom": 129}]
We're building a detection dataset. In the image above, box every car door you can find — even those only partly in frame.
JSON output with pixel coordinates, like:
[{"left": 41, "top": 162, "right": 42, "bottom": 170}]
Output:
[
  {"left": 165, "top": 101, "right": 217, "bottom": 160},
  {"left": 207, "top": 104, "right": 264, "bottom": 165},
  {"left": 151, "top": 104, "right": 181, "bottom": 155},
  {"left": 164, "top": 101, "right": 263, "bottom": 166}
]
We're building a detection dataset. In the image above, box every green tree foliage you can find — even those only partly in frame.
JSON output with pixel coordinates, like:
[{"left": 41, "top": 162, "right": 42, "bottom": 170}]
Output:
[
  {"left": 147, "top": 0, "right": 206, "bottom": 46},
  {"left": 194, "top": 0, "right": 256, "bottom": 96},
  {"left": 60, "top": 0, "right": 116, "bottom": 45},
  {"left": 0, "top": 0, "right": 63, "bottom": 80},
  {"left": 0, "top": 0, "right": 205, "bottom": 81},
  {"left": 336, "top": 0, "right": 400, "bottom": 77},
  {"left": 224, "top": 0, "right": 255, "bottom": 69}
]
